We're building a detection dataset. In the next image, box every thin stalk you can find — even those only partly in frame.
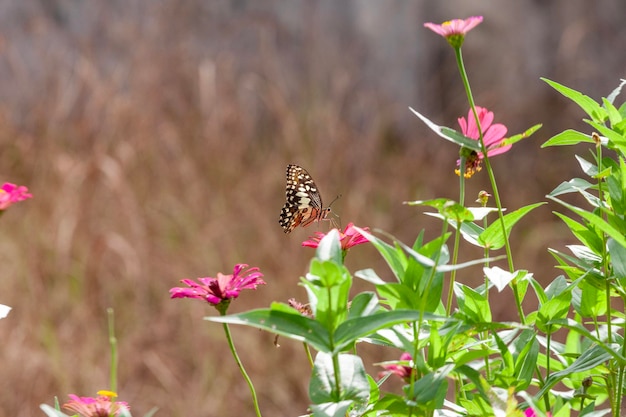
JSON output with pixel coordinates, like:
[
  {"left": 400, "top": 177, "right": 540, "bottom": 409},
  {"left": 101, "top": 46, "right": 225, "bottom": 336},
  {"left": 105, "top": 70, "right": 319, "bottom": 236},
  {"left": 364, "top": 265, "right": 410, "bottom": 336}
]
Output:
[
  {"left": 446, "top": 157, "right": 465, "bottom": 315},
  {"left": 221, "top": 320, "right": 263, "bottom": 417},
  {"left": 454, "top": 46, "right": 524, "bottom": 324},
  {"left": 303, "top": 343, "right": 314, "bottom": 368},
  {"left": 326, "top": 286, "right": 342, "bottom": 399},
  {"left": 107, "top": 308, "right": 118, "bottom": 394}
]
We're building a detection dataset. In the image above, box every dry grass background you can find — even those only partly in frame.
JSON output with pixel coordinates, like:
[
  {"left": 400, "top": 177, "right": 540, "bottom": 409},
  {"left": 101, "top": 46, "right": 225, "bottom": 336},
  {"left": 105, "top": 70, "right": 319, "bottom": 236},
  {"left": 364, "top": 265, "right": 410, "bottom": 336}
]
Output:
[{"left": 1, "top": 1, "right": 625, "bottom": 416}]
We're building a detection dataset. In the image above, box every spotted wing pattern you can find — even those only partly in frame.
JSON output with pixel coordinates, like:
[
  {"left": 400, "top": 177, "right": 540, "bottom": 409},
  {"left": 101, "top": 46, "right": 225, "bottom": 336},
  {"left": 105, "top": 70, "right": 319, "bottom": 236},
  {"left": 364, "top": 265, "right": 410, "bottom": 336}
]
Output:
[{"left": 279, "top": 164, "right": 330, "bottom": 234}]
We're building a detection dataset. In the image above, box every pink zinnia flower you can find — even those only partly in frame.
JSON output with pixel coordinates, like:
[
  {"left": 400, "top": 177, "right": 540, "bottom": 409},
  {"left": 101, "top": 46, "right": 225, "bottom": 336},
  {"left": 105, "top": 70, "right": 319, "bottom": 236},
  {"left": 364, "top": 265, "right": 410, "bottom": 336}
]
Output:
[
  {"left": 424, "top": 16, "right": 483, "bottom": 48},
  {"left": 170, "top": 264, "right": 265, "bottom": 311},
  {"left": 63, "top": 392, "right": 129, "bottom": 417},
  {"left": 302, "top": 222, "right": 369, "bottom": 251},
  {"left": 0, "top": 182, "right": 32, "bottom": 210},
  {"left": 524, "top": 408, "right": 552, "bottom": 417},
  {"left": 378, "top": 353, "right": 414, "bottom": 382},
  {"left": 456, "top": 106, "right": 510, "bottom": 178}
]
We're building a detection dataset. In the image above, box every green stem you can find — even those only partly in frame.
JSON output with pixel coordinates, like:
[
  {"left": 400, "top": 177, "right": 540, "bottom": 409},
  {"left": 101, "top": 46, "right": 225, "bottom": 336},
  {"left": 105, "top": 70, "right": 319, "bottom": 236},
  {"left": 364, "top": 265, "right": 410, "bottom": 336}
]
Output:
[
  {"left": 454, "top": 46, "right": 524, "bottom": 324},
  {"left": 325, "top": 286, "right": 342, "bottom": 399},
  {"left": 303, "top": 343, "right": 314, "bottom": 368},
  {"left": 222, "top": 321, "right": 263, "bottom": 417},
  {"left": 446, "top": 157, "right": 465, "bottom": 315},
  {"left": 107, "top": 308, "right": 118, "bottom": 394},
  {"left": 446, "top": 217, "right": 462, "bottom": 315}
]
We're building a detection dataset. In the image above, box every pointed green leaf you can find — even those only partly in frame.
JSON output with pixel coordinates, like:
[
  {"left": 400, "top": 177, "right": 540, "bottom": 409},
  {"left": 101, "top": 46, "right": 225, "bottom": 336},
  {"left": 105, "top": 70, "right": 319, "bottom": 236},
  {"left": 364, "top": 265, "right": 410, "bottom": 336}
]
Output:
[
  {"left": 502, "top": 123, "right": 542, "bottom": 147},
  {"left": 208, "top": 306, "right": 332, "bottom": 352},
  {"left": 548, "top": 195, "right": 626, "bottom": 249},
  {"left": 608, "top": 237, "right": 626, "bottom": 278},
  {"left": 552, "top": 212, "right": 604, "bottom": 255},
  {"left": 536, "top": 344, "right": 613, "bottom": 399},
  {"left": 409, "top": 107, "right": 482, "bottom": 151},
  {"left": 334, "top": 310, "right": 448, "bottom": 353},
  {"left": 310, "top": 353, "right": 369, "bottom": 404},
  {"left": 353, "top": 228, "right": 407, "bottom": 281},
  {"left": 310, "top": 401, "right": 352, "bottom": 417},
  {"left": 542, "top": 78, "right": 606, "bottom": 122},
  {"left": 478, "top": 203, "right": 546, "bottom": 249},
  {"left": 541, "top": 129, "right": 595, "bottom": 147},
  {"left": 316, "top": 229, "right": 343, "bottom": 265}
]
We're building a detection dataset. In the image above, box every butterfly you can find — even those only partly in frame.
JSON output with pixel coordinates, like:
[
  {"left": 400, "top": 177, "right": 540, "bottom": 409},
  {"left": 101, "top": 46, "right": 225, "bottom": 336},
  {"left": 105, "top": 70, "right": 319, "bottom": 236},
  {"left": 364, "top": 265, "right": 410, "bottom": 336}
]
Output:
[{"left": 279, "top": 164, "right": 332, "bottom": 234}]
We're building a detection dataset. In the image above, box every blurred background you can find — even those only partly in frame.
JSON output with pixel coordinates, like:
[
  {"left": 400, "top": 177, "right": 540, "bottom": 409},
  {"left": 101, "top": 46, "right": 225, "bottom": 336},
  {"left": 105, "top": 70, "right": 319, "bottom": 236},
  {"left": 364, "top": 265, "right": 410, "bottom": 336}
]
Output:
[{"left": 1, "top": 1, "right": 625, "bottom": 416}]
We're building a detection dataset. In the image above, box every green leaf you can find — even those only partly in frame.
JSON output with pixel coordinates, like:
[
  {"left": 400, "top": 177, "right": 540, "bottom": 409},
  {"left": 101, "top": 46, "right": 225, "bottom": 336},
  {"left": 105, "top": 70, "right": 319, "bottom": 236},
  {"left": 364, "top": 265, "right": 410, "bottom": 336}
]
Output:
[
  {"left": 484, "top": 267, "right": 529, "bottom": 292},
  {"left": 548, "top": 178, "right": 594, "bottom": 197},
  {"left": 310, "top": 353, "right": 369, "bottom": 404},
  {"left": 333, "top": 310, "right": 448, "bottom": 354},
  {"left": 454, "top": 283, "right": 492, "bottom": 323},
  {"left": 310, "top": 401, "right": 352, "bottom": 417},
  {"left": 602, "top": 97, "right": 623, "bottom": 127},
  {"left": 542, "top": 78, "right": 607, "bottom": 122},
  {"left": 608, "top": 237, "right": 626, "bottom": 278},
  {"left": 550, "top": 318, "right": 626, "bottom": 362},
  {"left": 354, "top": 268, "right": 386, "bottom": 285},
  {"left": 541, "top": 129, "right": 595, "bottom": 147},
  {"left": 585, "top": 120, "right": 626, "bottom": 151},
  {"left": 409, "top": 107, "right": 482, "bottom": 151},
  {"left": 536, "top": 292, "right": 571, "bottom": 334},
  {"left": 572, "top": 282, "right": 607, "bottom": 318},
  {"left": 552, "top": 212, "right": 604, "bottom": 255},
  {"left": 316, "top": 229, "right": 343, "bottom": 265},
  {"left": 406, "top": 198, "right": 474, "bottom": 222},
  {"left": 548, "top": 195, "right": 626, "bottom": 249},
  {"left": 208, "top": 307, "right": 332, "bottom": 352},
  {"left": 514, "top": 334, "right": 539, "bottom": 390},
  {"left": 502, "top": 123, "right": 542, "bottom": 147},
  {"left": 302, "top": 263, "right": 351, "bottom": 333},
  {"left": 347, "top": 292, "right": 380, "bottom": 320},
  {"left": 409, "top": 364, "right": 453, "bottom": 408},
  {"left": 606, "top": 79, "right": 626, "bottom": 105},
  {"left": 478, "top": 203, "right": 546, "bottom": 249},
  {"left": 536, "top": 344, "right": 613, "bottom": 400},
  {"left": 354, "top": 228, "right": 407, "bottom": 281}
]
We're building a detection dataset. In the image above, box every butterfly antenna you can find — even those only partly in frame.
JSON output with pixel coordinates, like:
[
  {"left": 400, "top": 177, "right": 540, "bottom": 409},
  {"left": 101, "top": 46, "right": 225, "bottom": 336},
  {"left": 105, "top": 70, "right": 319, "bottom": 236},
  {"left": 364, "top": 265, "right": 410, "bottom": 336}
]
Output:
[
  {"left": 328, "top": 194, "right": 342, "bottom": 208},
  {"left": 327, "top": 194, "right": 342, "bottom": 230}
]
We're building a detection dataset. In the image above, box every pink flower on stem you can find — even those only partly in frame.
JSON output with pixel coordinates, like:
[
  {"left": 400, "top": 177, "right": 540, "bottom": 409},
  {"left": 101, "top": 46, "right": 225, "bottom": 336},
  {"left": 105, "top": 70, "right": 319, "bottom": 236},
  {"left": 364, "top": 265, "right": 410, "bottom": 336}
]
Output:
[
  {"left": 378, "top": 353, "right": 414, "bottom": 382},
  {"left": 63, "top": 392, "right": 129, "bottom": 417},
  {"left": 0, "top": 182, "right": 32, "bottom": 210},
  {"left": 524, "top": 408, "right": 552, "bottom": 417},
  {"left": 302, "top": 222, "right": 370, "bottom": 251},
  {"left": 456, "top": 106, "right": 510, "bottom": 178},
  {"left": 424, "top": 16, "right": 483, "bottom": 48},
  {"left": 170, "top": 264, "right": 265, "bottom": 312}
]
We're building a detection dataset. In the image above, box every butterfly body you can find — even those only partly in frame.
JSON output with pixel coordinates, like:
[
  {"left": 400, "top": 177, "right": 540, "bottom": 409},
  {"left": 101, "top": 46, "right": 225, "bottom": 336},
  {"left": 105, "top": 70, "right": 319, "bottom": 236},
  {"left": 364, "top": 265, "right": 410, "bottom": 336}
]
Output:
[{"left": 279, "top": 164, "right": 331, "bottom": 233}]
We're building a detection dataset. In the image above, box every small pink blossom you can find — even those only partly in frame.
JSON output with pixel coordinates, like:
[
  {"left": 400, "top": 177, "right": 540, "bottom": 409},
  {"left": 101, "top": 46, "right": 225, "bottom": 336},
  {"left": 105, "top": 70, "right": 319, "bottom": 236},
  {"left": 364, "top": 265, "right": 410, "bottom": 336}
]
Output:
[
  {"left": 456, "top": 106, "right": 510, "bottom": 178},
  {"left": 524, "top": 408, "right": 552, "bottom": 417},
  {"left": 302, "top": 223, "right": 369, "bottom": 251},
  {"left": 378, "top": 353, "right": 414, "bottom": 382},
  {"left": 424, "top": 16, "right": 483, "bottom": 47},
  {"left": 170, "top": 264, "right": 265, "bottom": 309},
  {"left": 0, "top": 182, "right": 32, "bottom": 210},
  {"left": 63, "top": 392, "right": 129, "bottom": 417}
]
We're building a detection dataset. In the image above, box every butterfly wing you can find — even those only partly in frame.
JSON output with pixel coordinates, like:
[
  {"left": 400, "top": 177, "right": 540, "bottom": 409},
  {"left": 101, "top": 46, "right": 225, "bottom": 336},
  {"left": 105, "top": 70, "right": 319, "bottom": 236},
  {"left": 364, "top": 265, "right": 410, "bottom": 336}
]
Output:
[{"left": 279, "top": 164, "right": 327, "bottom": 234}]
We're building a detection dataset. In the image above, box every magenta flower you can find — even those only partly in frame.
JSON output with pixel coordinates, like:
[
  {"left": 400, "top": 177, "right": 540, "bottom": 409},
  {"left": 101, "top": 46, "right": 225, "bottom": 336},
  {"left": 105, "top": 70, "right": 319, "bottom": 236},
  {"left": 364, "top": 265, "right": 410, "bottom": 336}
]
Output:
[
  {"left": 378, "top": 353, "right": 414, "bottom": 382},
  {"left": 424, "top": 16, "right": 483, "bottom": 48},
  {"left": 302, "top": 222, "right": 369, "bottom": 251},
  {"left": 524, "top": 408, "right": 552, "bottom": 417},
  {"left": 456, "top": 106, "right": 510, "bottom": 178},
  {"left": 0, "top": 182, "right": 32, "bottom": 210},
  {"left": 170, "top": 264, "right": 265, "bottom": 311},
  {"left": 63, "top": 392, "right": 129, "bottom": 417}
]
